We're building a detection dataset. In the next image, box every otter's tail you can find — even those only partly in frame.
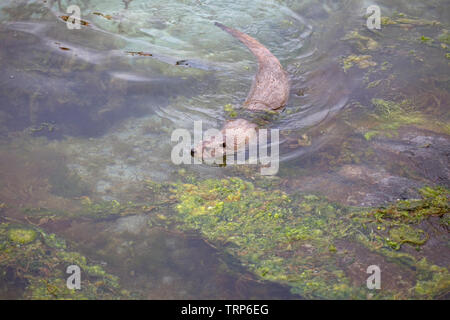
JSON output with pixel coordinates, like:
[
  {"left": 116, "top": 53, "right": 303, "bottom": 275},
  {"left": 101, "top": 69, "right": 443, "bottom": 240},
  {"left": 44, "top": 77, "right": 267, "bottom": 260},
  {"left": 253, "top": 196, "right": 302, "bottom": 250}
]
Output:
[{"left": 214, "top": 22, "right": 275, "bottom": 62}]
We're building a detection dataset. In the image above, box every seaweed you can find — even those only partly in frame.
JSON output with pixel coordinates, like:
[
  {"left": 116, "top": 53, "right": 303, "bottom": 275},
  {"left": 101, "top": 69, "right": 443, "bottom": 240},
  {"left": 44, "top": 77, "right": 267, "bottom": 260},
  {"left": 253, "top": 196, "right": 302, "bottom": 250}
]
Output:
[
  {"left": 0, "top": 222, "right": 130, "bottom": 299},
  {"left": 341, "top": 55, "right": 377, "bottom": 72},
  {"left": 162, "top": 177, "right": 449, "bottom": 299}
]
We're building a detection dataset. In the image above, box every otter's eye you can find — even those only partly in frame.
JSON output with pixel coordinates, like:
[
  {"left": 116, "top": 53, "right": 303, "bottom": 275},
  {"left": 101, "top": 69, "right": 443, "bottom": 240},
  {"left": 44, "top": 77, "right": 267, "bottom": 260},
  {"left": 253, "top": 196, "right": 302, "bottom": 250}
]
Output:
[{"left": 222, "top": 142, "right": 226, "bottom": 148}]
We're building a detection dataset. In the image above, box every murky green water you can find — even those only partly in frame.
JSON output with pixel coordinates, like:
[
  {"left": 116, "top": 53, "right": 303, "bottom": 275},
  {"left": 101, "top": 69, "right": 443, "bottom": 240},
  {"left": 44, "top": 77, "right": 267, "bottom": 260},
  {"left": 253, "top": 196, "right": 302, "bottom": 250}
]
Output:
[{"left": 0, "top": 0, "right": 449, "bottom": 299}]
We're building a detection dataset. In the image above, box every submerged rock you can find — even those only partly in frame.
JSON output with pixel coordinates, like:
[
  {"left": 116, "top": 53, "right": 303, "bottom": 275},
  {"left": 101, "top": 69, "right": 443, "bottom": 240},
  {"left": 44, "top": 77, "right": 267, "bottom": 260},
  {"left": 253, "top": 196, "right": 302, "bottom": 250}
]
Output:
[
  {"left": 287, "top": 165, "right": 422, "bottom": 207},
  {"left": 372, "top": 128, "right": 450, "bottom": 187},
  {"left": 110, "top": 215, "right": 149, "bottom": 235}
]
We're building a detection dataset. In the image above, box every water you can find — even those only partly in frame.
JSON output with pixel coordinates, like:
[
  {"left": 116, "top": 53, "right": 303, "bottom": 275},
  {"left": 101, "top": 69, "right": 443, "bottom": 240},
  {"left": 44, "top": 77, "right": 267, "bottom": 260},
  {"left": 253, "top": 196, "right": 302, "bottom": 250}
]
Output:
[{"left": 0, "top": 0, "right": 449, "bottom": 299}]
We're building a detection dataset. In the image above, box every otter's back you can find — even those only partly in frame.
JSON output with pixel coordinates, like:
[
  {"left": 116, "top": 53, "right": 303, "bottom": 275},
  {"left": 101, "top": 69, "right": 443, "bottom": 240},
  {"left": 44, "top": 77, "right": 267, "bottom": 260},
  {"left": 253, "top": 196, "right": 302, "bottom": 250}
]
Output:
[{"left": 215, "top": 22, "right": 290, "bottom": 112}]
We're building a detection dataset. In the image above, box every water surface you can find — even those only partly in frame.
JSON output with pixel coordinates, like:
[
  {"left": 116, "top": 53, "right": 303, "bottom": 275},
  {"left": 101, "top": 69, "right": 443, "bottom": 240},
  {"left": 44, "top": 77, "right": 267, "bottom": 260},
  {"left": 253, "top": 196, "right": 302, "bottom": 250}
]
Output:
[{"left": 0, "top": 0, "right": 449, "bottom": 299}]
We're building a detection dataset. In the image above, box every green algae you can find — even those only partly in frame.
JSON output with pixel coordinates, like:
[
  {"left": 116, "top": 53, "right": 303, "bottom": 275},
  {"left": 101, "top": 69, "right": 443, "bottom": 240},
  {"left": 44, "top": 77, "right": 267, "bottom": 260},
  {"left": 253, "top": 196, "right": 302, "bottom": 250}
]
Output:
[
  {"left": 414, "top": 258, "right": 450, "bottom": 299},
  {"left": 341, "top": 55, "right": 377, "bottom": 72},
  {"left": 353, "top": 186, "right": 448, "bottom": 270},
  {"left": 39, "top": 229, "right": 67, "bottom": 249},
  {"left": 0, "top": 222, "right": 129, "bottom": 299},
  {"left": 56, "top": 251, "right": 119, "bottom": 289},
  {"left": 350, "top": 187, "right": 448, "bottom": 298},
  {"left": 372, "top": 99, "right": 408, "bottom": 118},
  {"left": 0, "top": 2, "right": 448, "bottom": 301},
  {"left": 437, "top": 30, "right": 450, "bottom": 45},
  {"left": 78, "top": 197, "right": 142, "bottom": 219},
  {"left": 2, "top": 172, "right": 448, "bottom": 299},
  {"left": 224, "top": 103, "right": 237, "bottom": 118},
  {"left": 366, "top": 79, "right": 382, "bottom": 89},
  {"left": 355, "top": 232, "right": 449, "bottom": 299},
  {"left": 20, "top": 177, "right": 174, "bottom": 225},
  {"left": 363, "top": 131, "right": 378, "bottom": 141},
  {"left": 354, "top": 186, "right": 448, "bottom": 252},
  {"left": 7, "top": 228, "right": 37, "bottom": 245},
  {"left": 381, "top": 16, "right": 397, "bottom": 26},
  {"left": 23, "top": 197, "right": 145, "bottom": 221},
  {"left": 170, "top": 177, "right": 365, "bottom": 298},
  {"left": 395, "top": 17, "right": 440, "bottom": 27},
  {"left": 419, "top": 35, "right": 433, "bottom": 44},
  {"left": 380, "top": 13, "right": 440, "bottom": 27},
  {"left": 388, "top": 225, "right": 428, "bottom": 249},
  {"left": 341, "top": 31, "right": 379, "bottom": 52},
  {"left": 362, "top": 99, "right": 426, "bottom": 140},
  {"left": 161, "top": 176, "right": 450, "bottom": 299},
  {"left": 322, "top": 140, "right": 375, "bottom": 166},
  {"left": 348, "top": 95, "right": 450, "bottom": 142},
  {"left": 369, "top": 186, "right": 449, "bottom": 225}
]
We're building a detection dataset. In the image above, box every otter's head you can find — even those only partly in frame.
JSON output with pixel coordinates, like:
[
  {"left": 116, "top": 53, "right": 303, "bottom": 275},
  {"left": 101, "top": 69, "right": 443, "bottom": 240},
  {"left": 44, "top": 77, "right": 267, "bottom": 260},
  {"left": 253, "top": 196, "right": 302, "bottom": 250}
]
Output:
[
  {"left": 190, "top": 133, "right": 226, "bottom": 161},
  {"left": 191, "top": 119, "right": 258, "bottom": 162}
]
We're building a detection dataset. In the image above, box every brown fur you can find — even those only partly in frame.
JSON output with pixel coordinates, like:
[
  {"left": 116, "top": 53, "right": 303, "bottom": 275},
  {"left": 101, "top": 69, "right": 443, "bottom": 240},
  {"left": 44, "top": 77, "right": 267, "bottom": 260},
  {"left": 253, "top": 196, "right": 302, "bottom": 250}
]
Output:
[
  {"left": 192, "top": 23, "right": 290, "bottom": 159},
  {"left": 215, "top": 22, "right": 290, "bottom": 112}
]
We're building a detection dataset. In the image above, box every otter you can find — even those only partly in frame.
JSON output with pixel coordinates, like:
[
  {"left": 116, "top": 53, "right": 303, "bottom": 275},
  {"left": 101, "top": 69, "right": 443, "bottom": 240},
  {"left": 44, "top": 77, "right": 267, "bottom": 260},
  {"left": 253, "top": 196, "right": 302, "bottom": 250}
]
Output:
[{"left": 191, "top": 22, "right": 290, "bottom": 160}]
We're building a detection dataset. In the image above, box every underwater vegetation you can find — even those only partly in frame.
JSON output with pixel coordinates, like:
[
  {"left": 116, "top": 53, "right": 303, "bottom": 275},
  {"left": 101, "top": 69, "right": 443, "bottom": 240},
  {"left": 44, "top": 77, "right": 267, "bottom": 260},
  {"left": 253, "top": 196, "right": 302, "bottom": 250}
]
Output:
[
  {"left": 0, "top": 0, "right": 448, "bottom": 301},
  {"left": 354, "top": 186, "right": 448, "bottom": 253},
  {"left": 341, "top": 55, "right": 377, "bottom": 72},
  {"left": 340, "top": 96, "right": 450, "bottom": 144},
  {"left": 368, "top": 186, "right": 448, "bottom": 225},
  {"left": 362, "top": 99, "right": 427, "bottom": 141},
  {"left": 171, "top": 178, "right": 356, "bottom": 298},
  {"left": 2, "top": 174, "right": 448, "bottom": 299},
  {"left": 0, "top": 222, "right": 131, "bottom": 299},
  {"left": 7, "top": 228, "right": 37, "bottom": 245},
  {"left": 161, "top": 177, "right": 449, "bottom": 299},
  {"left": 2, "top": 133, "right": 447, "bottom": 299}
]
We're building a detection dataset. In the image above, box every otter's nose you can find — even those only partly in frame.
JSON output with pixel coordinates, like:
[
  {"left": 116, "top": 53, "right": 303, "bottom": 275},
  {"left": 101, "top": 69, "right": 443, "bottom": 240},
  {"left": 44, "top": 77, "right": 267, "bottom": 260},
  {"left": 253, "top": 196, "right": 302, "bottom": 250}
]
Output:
[{"left": 191, "top": 148, "right": 195, "bottom": 157}]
